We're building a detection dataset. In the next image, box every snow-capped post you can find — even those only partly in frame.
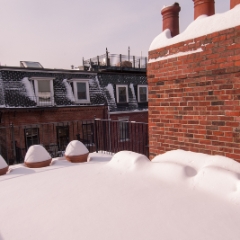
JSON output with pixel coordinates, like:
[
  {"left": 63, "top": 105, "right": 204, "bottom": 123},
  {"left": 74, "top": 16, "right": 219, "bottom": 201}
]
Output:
[
  {"left": 230, "top": 0, "right": 240, "bottom": 9},
  {"left": 161, "top": 2, "right": 181, "bottom": 38},
  {"left": 193, "top": 0, "right": 215, "bottom": 20}
]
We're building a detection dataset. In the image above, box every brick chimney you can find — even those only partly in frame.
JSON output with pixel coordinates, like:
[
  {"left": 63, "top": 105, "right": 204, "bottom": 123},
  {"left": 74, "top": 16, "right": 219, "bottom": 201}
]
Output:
[
  {"left": 161, "top": 3, "right": 181, "bottom": 37},
  {"left": 230, "top": 0, "right": 240, "bottom": 9},
  {"left": 193, "top": 0, "right": 215, "bottom": 20}
]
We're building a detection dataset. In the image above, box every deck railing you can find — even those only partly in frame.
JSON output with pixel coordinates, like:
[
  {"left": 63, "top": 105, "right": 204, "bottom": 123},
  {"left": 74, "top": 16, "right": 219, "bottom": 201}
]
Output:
[
  {"left": 0, "top": 119, "right": 148, "bottom": 165},
  {"left": 83, "top": 53, "right": 147, "bottom": 70}
]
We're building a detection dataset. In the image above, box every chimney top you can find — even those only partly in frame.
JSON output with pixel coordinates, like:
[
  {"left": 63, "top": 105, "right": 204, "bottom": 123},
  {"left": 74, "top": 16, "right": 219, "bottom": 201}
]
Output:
[
  {"left": 193, "top": 0, "right": 215, "bottom": 20},
  {"left": 230, "top": 0, "right": 240, "bottom": 9},
  {"left": 161, "top": 2, "right": 181, "bottom": 37}
]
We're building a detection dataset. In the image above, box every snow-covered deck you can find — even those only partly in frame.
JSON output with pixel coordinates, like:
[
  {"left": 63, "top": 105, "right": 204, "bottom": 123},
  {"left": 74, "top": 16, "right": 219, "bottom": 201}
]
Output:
[{"left": 0, "top": 150, "right": 240, "bottom": 240}]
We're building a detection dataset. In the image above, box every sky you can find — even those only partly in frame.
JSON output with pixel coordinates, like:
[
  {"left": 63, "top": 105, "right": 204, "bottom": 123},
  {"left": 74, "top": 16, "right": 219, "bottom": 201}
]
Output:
[{"left": 0, "top": 0, "right": 229, "bottom": 69}]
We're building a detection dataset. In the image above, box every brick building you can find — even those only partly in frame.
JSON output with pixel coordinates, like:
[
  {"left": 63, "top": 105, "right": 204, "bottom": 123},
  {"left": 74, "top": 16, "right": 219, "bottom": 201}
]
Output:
[
  {"left": 148, "top": 0, "right": 240, "bottom": 161},
  {"left": 0, "top": 55, "right": 148, "bottom": 163}
]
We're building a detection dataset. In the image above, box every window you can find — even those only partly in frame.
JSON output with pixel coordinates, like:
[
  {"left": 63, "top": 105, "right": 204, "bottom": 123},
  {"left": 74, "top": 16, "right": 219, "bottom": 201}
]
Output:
[
  {"left": 138, "top": 85, "right": 148, "bottom": 102},
  {"left": 56, "top": 126, "right": 69, "bottom": 151},
  {"left": 116, "top": 85, "right": 128, "bottom": 103},
  {"left": 31, "top": 77, "right": 54, "bottom": 106},
  {"left": 24, "top": 128, "right": 40, "bottom": 149},
  {"left": 118, "top": 117, "right": 129, "bottom": 141},
  {"left": 70, "top": 79, "right": 90, "bottom": 103}
]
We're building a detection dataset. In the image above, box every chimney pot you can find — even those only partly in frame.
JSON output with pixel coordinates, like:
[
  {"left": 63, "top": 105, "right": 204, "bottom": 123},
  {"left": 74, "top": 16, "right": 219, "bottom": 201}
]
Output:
[
  {"left": 193, "top": 0, "right": 215, "bottom": 20},
  {"left": 230, "top": 0, "right": 240, "bottom": 9},
  {"left": 161, "top": 3, "right": 181, "bottom": 37}
]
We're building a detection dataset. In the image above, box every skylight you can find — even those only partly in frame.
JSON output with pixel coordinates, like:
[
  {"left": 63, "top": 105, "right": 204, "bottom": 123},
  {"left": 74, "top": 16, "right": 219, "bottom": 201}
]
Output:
[{"left": 20, "top": 61, "right": 43, "bottom": 69}]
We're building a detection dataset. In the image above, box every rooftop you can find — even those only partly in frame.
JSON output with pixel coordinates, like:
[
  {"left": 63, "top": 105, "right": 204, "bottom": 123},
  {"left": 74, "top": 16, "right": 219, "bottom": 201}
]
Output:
[{"left": 0, "top": 149, "right": 240, "bottom": 239}]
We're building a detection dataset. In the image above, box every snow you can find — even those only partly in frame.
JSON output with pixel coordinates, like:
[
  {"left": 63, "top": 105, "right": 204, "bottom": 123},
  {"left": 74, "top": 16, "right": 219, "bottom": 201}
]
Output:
[
  {"left": 24, "top": 145, "right": 51, "bottom": 163},
  {"left": 21, "top": 77, "right": 36, "bottom": 101},
  {"left": 149, "top": 5, "right": 240, "bottom": 51},
  {"left": 148, "top": 48, "right": 203, "bottom": 63},
  {"left": 1, "top": 149, "right": 240, "bottom": 240},
  {"left": 62, "top": 79, "right": 75, "bottom": 102},
  {"left": 65, "top": 140, "right": 89, "bottom": 156},
  {"left": 0, "top": 155, "right": 8, "bottom": 168},
  {"left": 105, "top": 83, "right": 115, "bottom": 99},
  {"left": 129, "top": 83, "right": 136, "bottom": 100}
]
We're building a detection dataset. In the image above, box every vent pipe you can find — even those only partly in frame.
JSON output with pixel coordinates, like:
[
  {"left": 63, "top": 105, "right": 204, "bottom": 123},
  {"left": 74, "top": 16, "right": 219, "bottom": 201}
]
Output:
[
  {"left": 230, "top": 0, "right": 240, "bottom": 9},
  {"left": 161, "top": 3, "right": 181, "bottom": 38},
  {"left": 193, "top": 0, "right": 215, "bottom": 20}
]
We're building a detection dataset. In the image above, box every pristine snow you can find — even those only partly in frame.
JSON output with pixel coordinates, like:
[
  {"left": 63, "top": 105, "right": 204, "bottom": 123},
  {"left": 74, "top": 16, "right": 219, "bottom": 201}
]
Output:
[
  {"left": 24, "top": 145, "right": 51, "bottom": 163},
  {"left": 0, "top": 155, "right": 8, "bottom": 168},
  {"left": 149, "top": 5, "right": 240, "bottom": 51},
  {"left": 65, "top": 140, "right": 89, "bottom": 156},
  {"left": 1, "top": 149, "right": 240, "bottom": 240}
]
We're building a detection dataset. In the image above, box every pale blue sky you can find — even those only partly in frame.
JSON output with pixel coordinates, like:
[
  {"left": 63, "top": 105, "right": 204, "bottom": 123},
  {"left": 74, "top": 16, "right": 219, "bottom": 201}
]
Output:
[{"left": 0, "top": 0, "right": 229, "bottom": 69}]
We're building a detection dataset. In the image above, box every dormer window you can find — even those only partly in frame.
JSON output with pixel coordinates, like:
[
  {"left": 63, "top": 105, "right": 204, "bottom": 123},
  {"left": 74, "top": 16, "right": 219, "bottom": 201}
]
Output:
[
  {"left": 138, "top": 85, "right": 148, "bottom": 102},
  {"left": 70, "top": 79, "right": 90, "bottom": 103},
  {"left": 116, "top": 85, "right": 128, "bottom": 103},
  {"left": 31, "top": 77, "right": 54, "bottom": 106}
]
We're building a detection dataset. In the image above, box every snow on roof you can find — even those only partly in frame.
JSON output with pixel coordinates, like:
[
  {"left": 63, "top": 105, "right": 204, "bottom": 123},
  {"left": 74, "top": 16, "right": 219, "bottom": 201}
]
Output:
[
  {"left": 62, "top": 79, "right": 75, "bottom": 102},
  {"left": 149, "top": 5, "right": 240, "bottom": 51},
  {"left": 65, "top": 140, "right": 89, "bottom": 156},
  {"left": 1, "top": 150, "right": 240, "bottom": 239},
  {"left": 24, "top": 145, "right": 51, "bottom": 163}
]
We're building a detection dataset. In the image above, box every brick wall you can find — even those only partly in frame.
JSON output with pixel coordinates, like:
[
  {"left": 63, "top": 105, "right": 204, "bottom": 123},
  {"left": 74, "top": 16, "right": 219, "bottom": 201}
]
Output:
[
  {"left": 1, "top": 105, "right": 107, "bottom": 126},
  {"left": 110, "top": 111, "right": 148, "bottom": 123},
  {"left": 148, "top": 26, "right": 240, "bottom": 161}
]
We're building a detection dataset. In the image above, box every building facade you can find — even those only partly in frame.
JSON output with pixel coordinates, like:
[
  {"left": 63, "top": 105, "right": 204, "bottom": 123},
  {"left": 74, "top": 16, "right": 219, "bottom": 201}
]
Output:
[{"left": 148, "top": 0, "right": 240, "bottom": 161}]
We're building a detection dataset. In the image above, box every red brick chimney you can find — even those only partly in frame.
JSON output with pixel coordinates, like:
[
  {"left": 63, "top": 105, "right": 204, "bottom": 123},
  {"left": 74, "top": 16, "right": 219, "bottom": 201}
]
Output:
[
  {"left": 193, "top": 0, "right": 215, "bottom": 20},
  {"left": 161, "top": 3, "right": 181, "bottom": 37},
  {"left": 230, "top": 0, "right": 240, "bottom": 9}
]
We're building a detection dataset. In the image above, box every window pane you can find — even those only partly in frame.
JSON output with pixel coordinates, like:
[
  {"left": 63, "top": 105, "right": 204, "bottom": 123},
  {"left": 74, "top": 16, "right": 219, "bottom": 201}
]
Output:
[
  {"left": 38, "top": 80, "right": 50, "bottom": 92},
  {"left": 139, "top": 87, "right": 147, "bottom": 102},
  {"left": 77, "top": 82, "right": 87, "bottom": 100},
  {"left": 118, "top": 87, "right": 127, "bottom": 102},
  {"left": 25, "top": 128, "right": 40, "bottom": 149}
]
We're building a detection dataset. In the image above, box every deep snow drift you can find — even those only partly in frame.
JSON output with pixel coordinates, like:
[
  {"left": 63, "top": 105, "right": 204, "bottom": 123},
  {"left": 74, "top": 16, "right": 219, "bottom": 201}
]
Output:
[{"left": 0, "top": 150, "right": 240, "bottom": 240}]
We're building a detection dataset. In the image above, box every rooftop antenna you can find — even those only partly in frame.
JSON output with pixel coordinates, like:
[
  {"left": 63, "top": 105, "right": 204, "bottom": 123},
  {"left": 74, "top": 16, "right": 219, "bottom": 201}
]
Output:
[{"left": 128, "top": 46, "right": 130, "bottom": 61}]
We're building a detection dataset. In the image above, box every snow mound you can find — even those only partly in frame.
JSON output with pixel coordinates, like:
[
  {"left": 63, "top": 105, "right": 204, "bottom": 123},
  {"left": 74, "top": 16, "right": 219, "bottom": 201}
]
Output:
[
  {"left": 149, "top": 5, "right": 240, "bottom": 51},
  {"left": 0, "top": 155, "right": 8, "bottom": 169},
  {"left": 109, "top": 151, "right": 150, "bottom": 170},
  {"left": 65, "top": 140, "right": 89, "bottom": 156},
  {"left": 152, "top": 150, "right": 240, "bottom": 198},
  {"left": 24, "top": 145, "right": 51, "bottom": 163}
]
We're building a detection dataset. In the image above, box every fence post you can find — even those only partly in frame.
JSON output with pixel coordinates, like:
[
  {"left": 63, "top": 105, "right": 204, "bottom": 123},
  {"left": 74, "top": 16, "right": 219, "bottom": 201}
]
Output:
[
  {"left": 108, "top": 119, "right": 111, "bottom": 153},
  {"left": 94, "top": 118, "right": 99, "bottom": 153},
  {"left": 10, "top": 123, "right": 16, "bottom": 163}
]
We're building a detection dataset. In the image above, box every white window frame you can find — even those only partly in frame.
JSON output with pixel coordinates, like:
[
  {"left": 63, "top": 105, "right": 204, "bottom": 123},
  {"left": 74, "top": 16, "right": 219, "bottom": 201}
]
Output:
[
  {"left": 69, "top": 79, "right": 90, "bottom": 103},
  {"left": 116, "top": 84, "right": 129, "bottom": 103},
  {"left": 30, "top": 77, "right": 55, "bottom": 106},
  {"left": 137, "top": 85, "right": 148, "bottom": 102}
]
